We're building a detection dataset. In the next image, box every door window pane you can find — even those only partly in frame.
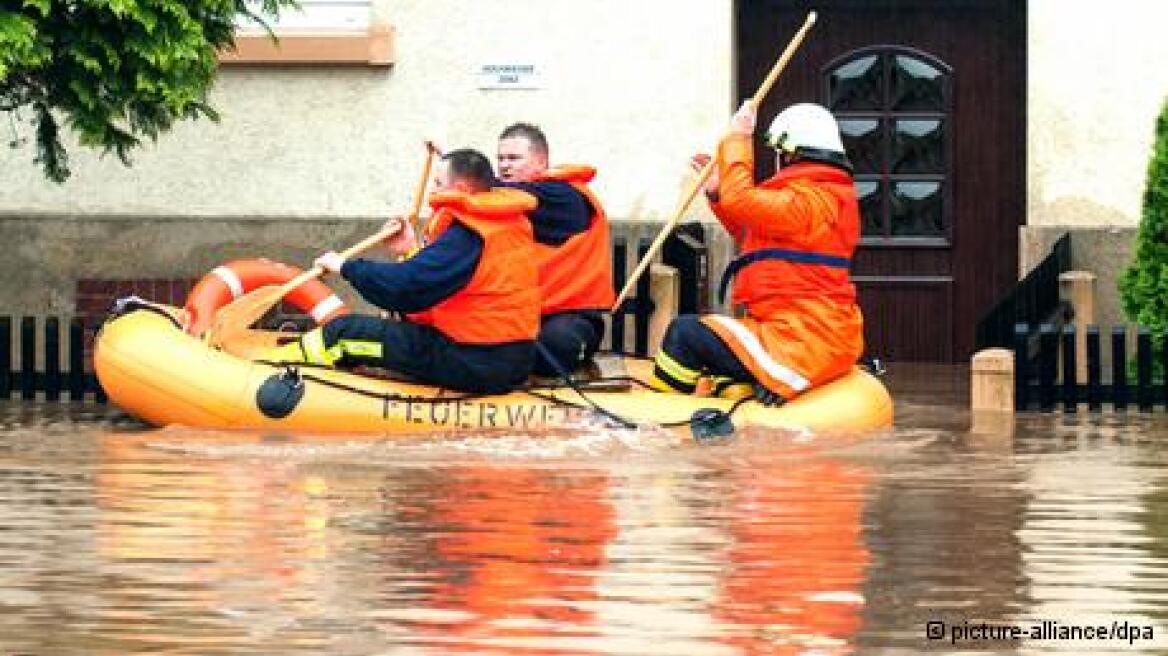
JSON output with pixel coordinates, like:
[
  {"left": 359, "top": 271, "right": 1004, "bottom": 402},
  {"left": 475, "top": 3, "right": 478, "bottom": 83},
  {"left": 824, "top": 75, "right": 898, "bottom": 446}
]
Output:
[
  {"left": 856, "top": 180, "right": 884, "bottom": 236},
  {"left": 825, "top": 48, "right": 950, "bottom": 240},
  {"left": 839, "top": 119, "right": 883, "bottom": 174},
  {"left": 829, "top": 55, "right": 882, "bottom": 111},
  {"left": 892, "top": 119, "right": 944, "bottom": 174},
  {"left": 891, "top": 55, "right": 945, "bottom": 111},
  {"left": 891, "top": 181, "right": 944, "bottom": 237}
]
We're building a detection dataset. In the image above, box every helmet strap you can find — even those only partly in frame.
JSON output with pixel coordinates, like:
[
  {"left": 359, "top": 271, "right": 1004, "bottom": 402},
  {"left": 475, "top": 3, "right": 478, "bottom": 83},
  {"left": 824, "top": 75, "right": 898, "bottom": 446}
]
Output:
[{"left": 791, "top": 147, "right": 853, "bottom": 174}]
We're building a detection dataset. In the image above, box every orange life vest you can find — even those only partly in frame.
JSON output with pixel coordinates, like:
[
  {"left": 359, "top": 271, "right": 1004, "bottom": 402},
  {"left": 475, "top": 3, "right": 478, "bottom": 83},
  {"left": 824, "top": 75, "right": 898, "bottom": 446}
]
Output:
[
  {"left": 530, "top": 165, "right": 615, "bottom": 315},
  {"left": 409, "top": 188, "right": 540, "bottom": 345},
  {"left": 720, "top": 160, "right": 859, "bottom": 317},
  {"left": 704, "top": 135, "right": 864, "bottom": 398}
]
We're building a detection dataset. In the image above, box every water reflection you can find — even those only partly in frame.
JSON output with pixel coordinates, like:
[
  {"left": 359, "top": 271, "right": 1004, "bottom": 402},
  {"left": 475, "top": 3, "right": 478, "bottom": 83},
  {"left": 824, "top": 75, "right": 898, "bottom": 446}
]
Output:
[
  {"left": 1014, "top": 416, "right": 1168, "bottom": 654},
  {"left": 708, "top": 458, "right": 871, "bottom": 655},
  {"left": 387, "top": 466, "right": 617, "bottom": 654},
  {"left": 1, "top": 397, "right": 1168, "bottom": 654}
]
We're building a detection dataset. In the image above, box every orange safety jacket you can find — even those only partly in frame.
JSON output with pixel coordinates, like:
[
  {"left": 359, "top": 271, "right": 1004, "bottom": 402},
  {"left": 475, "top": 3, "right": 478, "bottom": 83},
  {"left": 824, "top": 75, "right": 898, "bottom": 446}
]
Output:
[
  {"left": 530, "top": 166, "right": 615, "bottom": 315},
  {"left": 409, "top": 188, "right": 541, "bottom": 345},
  {"left": 703, "top": 133, "right": 864, "bottom": 399}
]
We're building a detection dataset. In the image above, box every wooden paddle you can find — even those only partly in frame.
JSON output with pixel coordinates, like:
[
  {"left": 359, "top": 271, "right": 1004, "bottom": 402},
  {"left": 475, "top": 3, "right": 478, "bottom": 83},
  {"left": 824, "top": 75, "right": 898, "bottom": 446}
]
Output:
[
  {"left": 611, "top": 11, "right": 818, "bottom": 312},
  {"left": 412, "top": 140, "right": 441, "bottom": 235},
  {"left": 206, "top": 142, "right": 438, "bottom": 348}
]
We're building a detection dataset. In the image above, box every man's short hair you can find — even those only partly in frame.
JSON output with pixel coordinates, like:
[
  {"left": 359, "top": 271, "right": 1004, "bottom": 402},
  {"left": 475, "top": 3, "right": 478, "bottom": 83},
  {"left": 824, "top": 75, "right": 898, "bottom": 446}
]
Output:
[
  {"left": 443, "top": 148, "right": 496, "bottom": 192},
  {"left": 498, "top": 122, "right": 548, "bottom": 157}
]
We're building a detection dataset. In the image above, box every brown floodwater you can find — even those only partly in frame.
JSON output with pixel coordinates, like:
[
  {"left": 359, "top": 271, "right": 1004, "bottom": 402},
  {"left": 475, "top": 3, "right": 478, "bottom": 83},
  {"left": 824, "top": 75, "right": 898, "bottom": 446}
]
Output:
[{"left": 2, "top": 365, "right": 1167, "bottom": 655}]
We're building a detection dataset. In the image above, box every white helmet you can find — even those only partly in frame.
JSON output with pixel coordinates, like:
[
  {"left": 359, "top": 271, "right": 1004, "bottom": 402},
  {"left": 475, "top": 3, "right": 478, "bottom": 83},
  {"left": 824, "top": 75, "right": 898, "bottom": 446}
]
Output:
[{"left": 765, "top": 103, "right": 848, "bottom": 167}]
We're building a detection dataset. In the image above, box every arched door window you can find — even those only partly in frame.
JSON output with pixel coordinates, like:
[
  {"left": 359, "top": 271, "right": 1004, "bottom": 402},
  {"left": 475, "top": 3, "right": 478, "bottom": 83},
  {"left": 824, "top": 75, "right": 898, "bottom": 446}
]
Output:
[{"left": 823, "top": 47, "right": 952, "bottom": 244}]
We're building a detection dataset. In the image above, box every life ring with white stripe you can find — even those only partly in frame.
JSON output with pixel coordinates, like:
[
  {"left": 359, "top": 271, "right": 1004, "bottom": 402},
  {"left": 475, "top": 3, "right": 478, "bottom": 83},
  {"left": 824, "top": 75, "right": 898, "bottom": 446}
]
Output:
[{"left": 183, "top": 258, "right": 348, "bottom": 336}]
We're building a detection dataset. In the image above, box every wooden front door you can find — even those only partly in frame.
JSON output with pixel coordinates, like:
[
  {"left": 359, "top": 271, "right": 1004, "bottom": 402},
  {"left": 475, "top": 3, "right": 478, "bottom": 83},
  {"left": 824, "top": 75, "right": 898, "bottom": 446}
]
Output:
[{"left": 735, "top": 0, "right": 1025, "bottom": 362}]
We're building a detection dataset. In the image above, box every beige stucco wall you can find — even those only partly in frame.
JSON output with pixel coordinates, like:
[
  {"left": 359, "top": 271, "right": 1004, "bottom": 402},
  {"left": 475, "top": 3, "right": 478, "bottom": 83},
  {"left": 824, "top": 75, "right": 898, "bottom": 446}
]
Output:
[
  {"left": 1028, "top": 0, "right": 1168, "bottom": 228},
  {"left": 0, "top": 0, "right": 732, "bottom": 221}
]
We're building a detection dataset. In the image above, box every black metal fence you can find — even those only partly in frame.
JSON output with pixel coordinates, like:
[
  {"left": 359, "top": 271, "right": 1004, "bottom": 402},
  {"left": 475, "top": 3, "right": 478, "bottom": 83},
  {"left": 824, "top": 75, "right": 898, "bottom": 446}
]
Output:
[
  {"left": 3, "top": 229, "right": 708, "bottom": 403},
  {"left": 0, "top": 316, "right": 106, "bottom": 403},
  {"left": 976, "top": 232, "right": 1073, "bottom": 350},
  {"left": 608, "top": 228, "right": 707, "bottom": 356},
  {"left": 1014, "top": 322, "right": 1167, "bottom": 412}
]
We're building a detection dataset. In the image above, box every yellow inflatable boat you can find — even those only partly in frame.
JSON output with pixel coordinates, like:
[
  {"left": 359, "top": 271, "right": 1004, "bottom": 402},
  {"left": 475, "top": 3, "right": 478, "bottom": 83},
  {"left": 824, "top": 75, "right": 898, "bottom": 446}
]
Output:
[{"left": 94, "top": 304, "right": 893, "bottom": 439}]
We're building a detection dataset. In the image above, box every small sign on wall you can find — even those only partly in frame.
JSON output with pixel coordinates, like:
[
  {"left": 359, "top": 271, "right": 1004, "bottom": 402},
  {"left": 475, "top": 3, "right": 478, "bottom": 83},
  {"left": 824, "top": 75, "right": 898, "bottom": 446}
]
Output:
[{"left": 478, "top": 63, "right": 540, "bottom": 90}]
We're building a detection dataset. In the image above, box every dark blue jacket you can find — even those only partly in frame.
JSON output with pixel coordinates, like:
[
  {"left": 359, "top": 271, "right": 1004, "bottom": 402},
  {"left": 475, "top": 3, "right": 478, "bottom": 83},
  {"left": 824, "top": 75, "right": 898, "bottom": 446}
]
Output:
[
  {"left": 498, "top": 179, "right": 590, "bottom": 245},
  {"left": 340, "top": 223, "right": 481, "bottom": 313}
]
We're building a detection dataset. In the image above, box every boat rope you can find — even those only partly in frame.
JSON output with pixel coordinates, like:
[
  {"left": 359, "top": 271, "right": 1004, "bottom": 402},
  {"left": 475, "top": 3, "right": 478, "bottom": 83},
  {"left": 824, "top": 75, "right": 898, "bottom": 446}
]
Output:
[
  {"left": 531, "top": 341, "right": 637, "bottom": 429},
  {"left": 259, "top": 359, "right": 756, "bottom": 435},
  {"left": 109, "top": 296, "right": 184, "bottom": 330}
]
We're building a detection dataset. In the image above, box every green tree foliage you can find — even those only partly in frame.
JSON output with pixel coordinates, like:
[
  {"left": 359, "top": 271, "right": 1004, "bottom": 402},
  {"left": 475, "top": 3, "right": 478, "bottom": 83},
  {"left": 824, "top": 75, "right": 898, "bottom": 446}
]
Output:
[
  {"left": 1, "top": 0, "right": 296, "bottom": 182},
  {"left": 1120, "top": 98, "right": 1168, "bottom": 335}
]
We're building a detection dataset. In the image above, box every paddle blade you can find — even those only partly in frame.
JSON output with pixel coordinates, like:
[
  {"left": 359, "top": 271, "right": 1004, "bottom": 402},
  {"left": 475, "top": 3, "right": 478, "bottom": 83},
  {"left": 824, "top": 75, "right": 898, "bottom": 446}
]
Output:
[
  {"left": 205, "top": 284, "right": 286, "bottom": 347},
  {"left": 217, "top": 326, "right": 286, "bottom": 359}
]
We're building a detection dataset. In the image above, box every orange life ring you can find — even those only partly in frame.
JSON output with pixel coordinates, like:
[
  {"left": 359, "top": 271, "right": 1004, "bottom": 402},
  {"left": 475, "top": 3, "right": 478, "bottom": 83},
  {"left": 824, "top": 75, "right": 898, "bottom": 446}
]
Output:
[{"left": 183, "top": 259, "right": 348, "bottom": 336}]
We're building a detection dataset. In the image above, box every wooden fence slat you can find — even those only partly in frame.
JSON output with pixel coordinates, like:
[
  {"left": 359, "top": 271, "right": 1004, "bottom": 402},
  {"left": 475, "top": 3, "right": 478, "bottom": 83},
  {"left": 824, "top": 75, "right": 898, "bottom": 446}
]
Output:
[
  {"left": 93, "top": 373, "right": 107, "bottom": 404},
  {"left": 1038, "top": 324, "right": 1057, "bottom": 412},
  {"left": 1112, "top": 326, "right": 1128, "bottom": 411},
  {"left": 1137, "top": 328, "right": 1153, "bottom": 412},
  {"left": 20, "top": 317, "right": 35, "bottom": 400},
  {"left": 1061, "top": 327, "right": 1077, "bottom": 413},
  {"left": 1086, "top": 326, "right": 1102, "bottom": 412},
  {"left": 634, "top": 240, "right": 652, "bottom": 356},
  {"left": 0, "top": 317, "right": 10, "bottom": 400},
  {"left": 44, "top": 316, "right": 61, "bottom": 401},
  {"left": 1013, "top": 323, "right": 1029, "bottom": 411},
  {"left": 69, "top": 318, "right": 86, "bottom": 401},
  {"left": 1162, "top": 330, "right": 1168, "bottom": 410},
  {"left": 610, "top": 239, "right": 627, "bottom": 354}
]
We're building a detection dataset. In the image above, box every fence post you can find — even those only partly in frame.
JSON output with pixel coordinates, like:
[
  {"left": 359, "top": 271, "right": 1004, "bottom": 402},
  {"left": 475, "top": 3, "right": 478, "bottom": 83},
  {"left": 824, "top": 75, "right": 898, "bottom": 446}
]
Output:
[
  {"left": 1061, "top": 326, "right": 1077, "bottom": 412},
  {"left": 1039, "top": 324, "right": 1058, "bottom": 411},
  {"left": 1137, "top": 327, "right": 1153, "bottom": 412},
  {"left": 610, "top": 239, "right": 628, "bottom": 353},
  {"left": 44, "top": 317, "right": 61, "bottom": 402},
  {"left": 1162, "top": 329, "right": 1168, "bottom": 411},
  {"left": 0, "top": 317, "right": 9, "bottom": 400},
  {"left": 971, "top": 348, "right": 1015, "bottom": 435},
  {"left": 1059, "top": 271, "right": 1095, "bottom": 384},
  {"left": 1087, "top": 327, "right": 1102, "bottom": 412},
  {"left": 634, "top": 240, "right": 652, "bottom": 356},
  {"left": 1112, "top": 326, "right": 1128, "bottom": 411},
  {"left": 1013, "top": 323, "right": 1029, "bottom": 410},
  {"left": 20, "top": 317, "right": 35, "bottom": 400},
  {"left": 647, "top": 264, "right": 679, "bottom": 356}
]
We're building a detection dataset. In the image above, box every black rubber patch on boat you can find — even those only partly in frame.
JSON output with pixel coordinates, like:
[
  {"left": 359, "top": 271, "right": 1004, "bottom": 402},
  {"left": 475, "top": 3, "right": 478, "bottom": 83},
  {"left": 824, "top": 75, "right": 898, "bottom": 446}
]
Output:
[
  {"left": 256, "top": 369, "right": 305, "bottom": 419},
  {"left": 690, "top": 408, "right": 735, "bottom": 442}
]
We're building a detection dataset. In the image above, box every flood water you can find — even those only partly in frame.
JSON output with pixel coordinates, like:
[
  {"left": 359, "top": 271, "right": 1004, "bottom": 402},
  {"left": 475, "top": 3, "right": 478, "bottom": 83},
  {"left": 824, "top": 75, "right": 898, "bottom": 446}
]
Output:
[{"left": 2, "top": 365, "right": 1168, "bottom": 655}]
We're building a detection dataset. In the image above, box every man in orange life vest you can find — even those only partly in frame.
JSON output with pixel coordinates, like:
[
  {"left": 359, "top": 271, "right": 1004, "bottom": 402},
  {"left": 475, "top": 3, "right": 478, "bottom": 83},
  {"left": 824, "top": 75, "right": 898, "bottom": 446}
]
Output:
[
  {"left": 495, "top": 123, "right": 615, "bottom": 377},
  {"left": 649, "top": 102, "right": 864, "bottom": 402},
  {"left": 265, "top": 149, "right": 540, "bottom": 394}
]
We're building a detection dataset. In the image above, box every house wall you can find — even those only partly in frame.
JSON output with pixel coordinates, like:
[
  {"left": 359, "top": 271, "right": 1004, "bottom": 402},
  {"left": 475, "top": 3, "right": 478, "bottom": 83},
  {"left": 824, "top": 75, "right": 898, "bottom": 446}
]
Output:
[
  {"left": 1025, "top": 0, "right": 1168, "bottom": 329},
  {"left": 0, "top": 0, "right": 732, "bottom": 222},
  {"left": 1028, "top": 0, "right": 1168, "bottom": 229},
  {"left": 6, "top": 1, "right": 1164, "bottom": 336},
  {"left": 0, "top": 0, "right": 732, "bottom": 315}
]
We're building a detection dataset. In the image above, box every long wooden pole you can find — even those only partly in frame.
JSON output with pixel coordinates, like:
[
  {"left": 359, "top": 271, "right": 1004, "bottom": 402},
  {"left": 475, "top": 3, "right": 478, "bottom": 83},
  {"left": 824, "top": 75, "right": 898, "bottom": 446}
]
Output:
[
  {"left": 206, "top": 142, "right": 437, "bottom": 348},
  {"left": 611, "top": 11, "right": 818, "bottom": 312}
]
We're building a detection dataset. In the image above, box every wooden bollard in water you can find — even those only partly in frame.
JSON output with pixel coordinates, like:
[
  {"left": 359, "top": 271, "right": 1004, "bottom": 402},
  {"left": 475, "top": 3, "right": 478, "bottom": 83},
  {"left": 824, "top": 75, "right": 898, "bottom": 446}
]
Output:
[{"left": 971, "top": 348, "right": 1014, "bottom": 436}]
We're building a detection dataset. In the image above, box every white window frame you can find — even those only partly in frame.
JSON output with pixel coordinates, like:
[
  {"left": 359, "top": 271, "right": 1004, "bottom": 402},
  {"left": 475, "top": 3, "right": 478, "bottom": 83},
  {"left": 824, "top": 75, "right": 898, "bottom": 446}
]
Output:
[{"left": 221, "top": 0, "right": 393, "bottom": 66}]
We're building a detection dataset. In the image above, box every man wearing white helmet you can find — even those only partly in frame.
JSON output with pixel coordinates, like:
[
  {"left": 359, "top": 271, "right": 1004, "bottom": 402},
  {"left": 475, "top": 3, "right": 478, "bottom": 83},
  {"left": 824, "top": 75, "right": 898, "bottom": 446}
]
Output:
[{"left": 648, "top": 101, "right": 864, "bottom": 402}]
